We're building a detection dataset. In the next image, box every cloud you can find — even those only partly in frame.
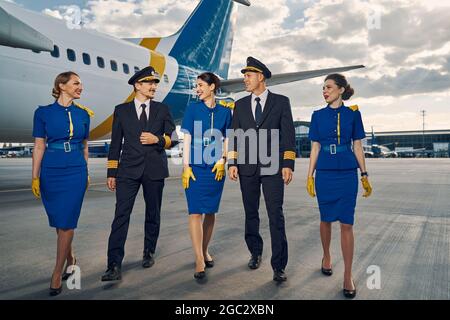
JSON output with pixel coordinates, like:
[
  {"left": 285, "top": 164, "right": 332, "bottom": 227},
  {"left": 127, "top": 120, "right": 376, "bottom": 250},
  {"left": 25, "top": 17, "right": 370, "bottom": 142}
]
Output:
[{"left": 38, "top": 0, "right": 450, "bottom": 130}]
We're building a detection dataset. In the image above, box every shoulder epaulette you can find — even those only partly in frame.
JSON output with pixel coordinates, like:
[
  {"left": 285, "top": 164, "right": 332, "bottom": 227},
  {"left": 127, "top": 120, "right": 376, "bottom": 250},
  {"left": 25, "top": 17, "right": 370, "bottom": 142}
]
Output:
[
  {"left": 349, "top": 105, "right": 359, "bottom": 112},
  {"left": 218, "top": 100, "right": 235, "bottom": 110},
  {"left": 74, "top": 102, "right": 94, "bottom": 117}
]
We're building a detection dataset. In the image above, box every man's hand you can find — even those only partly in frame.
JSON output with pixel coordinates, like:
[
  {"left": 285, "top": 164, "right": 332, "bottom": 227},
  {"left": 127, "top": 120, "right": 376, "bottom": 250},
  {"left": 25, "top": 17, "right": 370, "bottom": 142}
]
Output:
[
  {"left": 282, "top": 168, "right": 293, "bottom": 185},
  {"left": 228, "top": 166, "right": 238, "bottom": 181},
  {"left": 140, "top": 132, "right": 159, "bottom": 145},
  {"left": 107, "top": 177, "right": 116, "bottom": 191}
]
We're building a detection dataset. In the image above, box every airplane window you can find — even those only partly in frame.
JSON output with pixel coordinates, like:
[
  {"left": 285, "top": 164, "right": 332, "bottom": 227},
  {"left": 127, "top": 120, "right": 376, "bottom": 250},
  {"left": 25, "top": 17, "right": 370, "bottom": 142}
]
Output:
[
  {"left": 134, "top": 66, "right": 140, "bottom": 73},
  {"left": 50, "top": 45, "right": 59, "bottom": 58},
  {"left": 82, "top": 53, "right": 91, "bottom": 65},
  {"left": 97, "top": 57, "right": 105, "bottom": 69},
  {"left": 110, "top": 60, "right": 118, "bottom": 72},
  {"left": 67, "top": 49, "right": 76, "bottom": 62},
  {"left": 164, "top": 74, "right": 169, "bottom": 83},
  {"left": 123, "top": 63, "right": 130, "bottom": 74}
]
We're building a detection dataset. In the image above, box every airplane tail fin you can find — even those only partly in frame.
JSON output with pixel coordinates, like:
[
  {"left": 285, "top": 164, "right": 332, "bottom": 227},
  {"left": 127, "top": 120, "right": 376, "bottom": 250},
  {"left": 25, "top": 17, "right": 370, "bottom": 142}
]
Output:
[{"left": 125, "top": 0, "right": 250, "bottom": 79}]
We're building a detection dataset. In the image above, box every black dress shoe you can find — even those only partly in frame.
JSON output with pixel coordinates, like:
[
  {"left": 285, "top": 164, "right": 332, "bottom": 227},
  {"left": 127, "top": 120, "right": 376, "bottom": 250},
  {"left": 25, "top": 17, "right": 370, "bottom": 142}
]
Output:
[
  {"left": 321, "top": 258, "right": 333, "bottom": 276},
  {"left": 194, "top": 271, "right": 206, "bottom": 279},
  {"left": 204, "top": 259, "right": 214, "bottom": 268},
  {"left": 273, "top": 269, "right": 287, "bottom": 282},
  {"left": 49, "top": 285, "right": 62, "bottom": 296},
  {"left": 142, "top": 251, "right": 155, "bottom": 268},
  {"left": 101, "top": 264, "right": 122, "bottom": 281},
  {"left": 343, "top": 280, "right": 356, "bottom": 299},
  {"left": 62, "top": 257, "right": 77, "bottom": 281},
  {"left": 248, "top": 255, "right": 262, "bottom": 270}
]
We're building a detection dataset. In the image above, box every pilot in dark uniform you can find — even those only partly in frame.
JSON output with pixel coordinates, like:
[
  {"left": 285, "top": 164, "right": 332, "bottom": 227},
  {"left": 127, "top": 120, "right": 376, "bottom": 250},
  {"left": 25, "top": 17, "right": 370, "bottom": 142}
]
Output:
[
  {"left": 228, "top": 57, "right": 296, "bottom": 282},
  {"left": 101, "top": 66, "right": 177, "bottom": 281}
]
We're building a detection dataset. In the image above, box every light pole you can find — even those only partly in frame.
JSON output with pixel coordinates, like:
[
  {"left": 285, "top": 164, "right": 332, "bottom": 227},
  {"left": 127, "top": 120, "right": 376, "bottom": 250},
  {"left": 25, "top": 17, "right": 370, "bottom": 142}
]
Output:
[{"left": 421, "top": 110, "right": 426, "bottom": 153}]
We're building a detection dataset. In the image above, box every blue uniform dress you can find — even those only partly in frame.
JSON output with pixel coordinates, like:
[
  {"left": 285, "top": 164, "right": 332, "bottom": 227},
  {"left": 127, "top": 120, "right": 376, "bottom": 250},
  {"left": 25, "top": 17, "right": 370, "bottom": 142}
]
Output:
[
  {"left": 181, "top": 101, "right": 232, "bottom": 214},
  {"left": 309, "top": 104, "right": 366, "bottom": 225},
  {"left": 33, "top": 101, "right": 90, "bottom": 229}
]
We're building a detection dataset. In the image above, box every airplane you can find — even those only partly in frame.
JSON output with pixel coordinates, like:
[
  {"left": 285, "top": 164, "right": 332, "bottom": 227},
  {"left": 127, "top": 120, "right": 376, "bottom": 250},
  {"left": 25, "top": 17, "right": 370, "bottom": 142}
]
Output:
[
  {"left": 363, "top": 127, "right": 398, "bottom": 158},
  {"left": 0, "top": 0, "right": 365, "bottom": 143}
]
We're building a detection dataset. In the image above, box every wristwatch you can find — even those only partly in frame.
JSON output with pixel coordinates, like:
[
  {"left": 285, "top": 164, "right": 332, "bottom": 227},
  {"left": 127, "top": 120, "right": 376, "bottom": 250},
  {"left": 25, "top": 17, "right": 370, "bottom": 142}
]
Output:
[{"left": 361, "top": 172, "right": 369, "bottom": 177}]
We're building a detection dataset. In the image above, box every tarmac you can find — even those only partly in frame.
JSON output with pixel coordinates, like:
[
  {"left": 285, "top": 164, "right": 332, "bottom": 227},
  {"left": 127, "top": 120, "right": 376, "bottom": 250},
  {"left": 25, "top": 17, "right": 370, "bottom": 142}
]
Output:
[{"left": 0, "top": 158, "right": 449, "bottom": 300}]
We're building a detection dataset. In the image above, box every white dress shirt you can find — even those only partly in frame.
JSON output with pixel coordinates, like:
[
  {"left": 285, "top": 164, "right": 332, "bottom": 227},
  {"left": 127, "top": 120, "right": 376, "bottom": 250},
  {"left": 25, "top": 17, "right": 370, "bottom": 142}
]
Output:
[
  {"left": 251, "top": 89, "right": 269, "bottom": 120},
  {"left": 134, "top": 98, "right": 150, "bottom": 120}
]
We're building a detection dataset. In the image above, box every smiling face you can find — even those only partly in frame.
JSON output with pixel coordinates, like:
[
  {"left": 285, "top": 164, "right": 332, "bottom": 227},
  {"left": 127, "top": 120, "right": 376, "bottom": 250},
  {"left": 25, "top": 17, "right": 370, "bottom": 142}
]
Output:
[
  {"left": 243, "top": 71, "right": 264, "bottom": 93},
  {"left": 196, "top": 78, "right": 215, "bottom": 101},
  {"left": 135, "top": 80, "right": 158, "bottom": 100},
  {"left": 59, "top": 75, "right": 83, "bottom": 99},
  {"left": 323, "top": 79, "right": 345, "bottom": 104}
]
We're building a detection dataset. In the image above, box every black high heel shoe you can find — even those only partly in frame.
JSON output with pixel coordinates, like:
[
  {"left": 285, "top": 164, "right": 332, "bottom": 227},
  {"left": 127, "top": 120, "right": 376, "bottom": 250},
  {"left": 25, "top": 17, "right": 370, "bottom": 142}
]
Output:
[
  {"left": 321, "top": 258, "right": 333, "bottom": 276},
  {"left": 343, "top": 280, "right": 356, "bottom": 299},
  {"left": 204, "top": 259, "right": 214, "bottom": 268},
  {"left": 49, "top": 285, "right": 63, "bottom": 296},
  {"left": 194, "top": 271, "right": 206, "bottom": 279},
  {"left": 62, "top": 257, "right": 77, "bottom": 281},
  {"left": 49, "top": 274, "right": 63, "bottom": 297}
]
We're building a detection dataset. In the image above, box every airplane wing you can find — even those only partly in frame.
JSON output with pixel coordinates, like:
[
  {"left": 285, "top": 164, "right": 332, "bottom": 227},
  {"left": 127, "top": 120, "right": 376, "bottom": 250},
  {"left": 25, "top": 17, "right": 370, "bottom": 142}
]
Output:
[
  {"left": 220, "top": 65, "right": 365, "bottom": 93},
  {"left": 0, "top": 3, "right": 53, "bottom": 52}
]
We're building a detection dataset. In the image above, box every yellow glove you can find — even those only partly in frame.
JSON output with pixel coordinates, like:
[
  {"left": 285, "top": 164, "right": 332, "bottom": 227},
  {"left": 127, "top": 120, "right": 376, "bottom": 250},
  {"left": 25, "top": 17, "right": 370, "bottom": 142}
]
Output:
[
  {"left": 182, "top": 167, "right": 196, "bottom": 189},
  {"left": 306, "top": 176, "right": 316, "bottom": 197},
  {"left": 212, "top": 161, "right": 225, "bottom": 181},
  {"left": 86, "top": 175, "right": 90, "bottom": 191},
  {"left": 31, "top": 178, "right": 40, "bottom": 199},
  {"left": 361, "top": 176, "right": 372, "bottom": 198}
]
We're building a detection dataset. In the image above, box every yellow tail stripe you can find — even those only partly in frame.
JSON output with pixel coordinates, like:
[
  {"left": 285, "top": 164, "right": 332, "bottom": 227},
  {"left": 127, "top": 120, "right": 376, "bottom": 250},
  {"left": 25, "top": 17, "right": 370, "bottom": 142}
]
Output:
[{"left": 139, "top": 38, "right": 162, "bottom": 51}]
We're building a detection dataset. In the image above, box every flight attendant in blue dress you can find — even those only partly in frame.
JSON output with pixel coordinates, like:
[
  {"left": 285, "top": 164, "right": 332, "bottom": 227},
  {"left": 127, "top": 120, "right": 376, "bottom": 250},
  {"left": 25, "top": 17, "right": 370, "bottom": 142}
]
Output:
[
  {"left": 31, "top": 71, "right": 93, "bottom": 296},
  {"left": 181, "top": 72, "right": 232, "bottom": 280},
  {"left": 306, "top": 73, "right": 372, "bottom": 298}
]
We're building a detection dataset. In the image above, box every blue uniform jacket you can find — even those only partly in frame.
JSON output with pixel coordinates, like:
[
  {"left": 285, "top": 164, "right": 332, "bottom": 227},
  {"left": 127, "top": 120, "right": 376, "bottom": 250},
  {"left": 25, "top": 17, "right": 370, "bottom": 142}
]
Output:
[
  {"left": 181, "top": 101, "right": 232, "bottom": 168},
  {"left": 32, "top": 101, "right": 90, "bottom": 168},
  {"left": 309, "top": 104, "right": 366, "bottom": 170}
]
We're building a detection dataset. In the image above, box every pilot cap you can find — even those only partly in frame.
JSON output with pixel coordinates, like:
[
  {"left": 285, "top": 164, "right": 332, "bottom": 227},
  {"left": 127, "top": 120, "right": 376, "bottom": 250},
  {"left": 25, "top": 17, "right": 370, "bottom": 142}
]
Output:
[{"left": 241, "top": 56, "right": 272, "bottom": 79}]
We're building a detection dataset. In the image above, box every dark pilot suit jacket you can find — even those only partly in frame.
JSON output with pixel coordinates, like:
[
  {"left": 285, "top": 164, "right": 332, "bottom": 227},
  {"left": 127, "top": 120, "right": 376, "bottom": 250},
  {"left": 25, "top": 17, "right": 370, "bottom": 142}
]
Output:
[
  {"left": 228, "top": 91, "right": 296, "bottom": 271},
  {"left": 106, "top": 100, "right": 177, "bottom": 267}
]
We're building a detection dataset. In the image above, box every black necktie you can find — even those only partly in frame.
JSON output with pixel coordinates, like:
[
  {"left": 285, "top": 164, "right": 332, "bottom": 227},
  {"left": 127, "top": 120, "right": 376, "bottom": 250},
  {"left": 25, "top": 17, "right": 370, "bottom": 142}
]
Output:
[
  {"left": 140, "top": 103, "right": 147, "bottom": 129},
  {"left": 255, "top": 97, "right": 262, "bottom": 125}
]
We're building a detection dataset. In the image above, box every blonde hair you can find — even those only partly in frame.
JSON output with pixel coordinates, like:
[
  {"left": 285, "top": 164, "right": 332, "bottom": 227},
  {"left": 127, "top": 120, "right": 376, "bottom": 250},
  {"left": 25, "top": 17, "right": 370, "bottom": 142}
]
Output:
[{"left": 52, "top": 71, "right": 79, "bottom": 99}]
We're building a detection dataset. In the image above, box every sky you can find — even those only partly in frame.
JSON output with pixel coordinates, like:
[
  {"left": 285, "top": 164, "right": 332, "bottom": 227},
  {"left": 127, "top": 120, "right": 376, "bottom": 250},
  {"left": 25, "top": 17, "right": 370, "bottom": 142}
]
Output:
[{"left": 10, "top": 0, "right": 450, "bottom": 132}]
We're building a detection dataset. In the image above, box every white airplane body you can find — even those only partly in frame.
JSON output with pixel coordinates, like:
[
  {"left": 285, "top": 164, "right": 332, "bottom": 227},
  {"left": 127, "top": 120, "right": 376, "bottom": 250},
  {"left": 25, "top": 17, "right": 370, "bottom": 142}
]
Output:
[{"left": 0, "top": 0, "right": 364, "bottom": 143}]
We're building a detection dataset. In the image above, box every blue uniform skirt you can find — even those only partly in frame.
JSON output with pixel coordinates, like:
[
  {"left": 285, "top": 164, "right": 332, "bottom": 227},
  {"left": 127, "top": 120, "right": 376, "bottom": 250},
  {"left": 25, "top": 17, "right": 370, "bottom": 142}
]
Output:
[
  {"left": 185, "top": 165, "right": 225, "bottom": 214},
  {"left": 315, "top": 169, "right": 358, "bottom": 225},
  {"left": 40, "top": 165, "right": 87, "bottom": 229}
]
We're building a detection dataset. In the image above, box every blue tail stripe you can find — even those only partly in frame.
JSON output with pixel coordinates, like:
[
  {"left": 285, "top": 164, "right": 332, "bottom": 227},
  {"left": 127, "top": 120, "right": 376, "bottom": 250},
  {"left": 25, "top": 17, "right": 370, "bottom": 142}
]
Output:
[{"left": 169, "top": 0, "right": 235, "bottom": 79}]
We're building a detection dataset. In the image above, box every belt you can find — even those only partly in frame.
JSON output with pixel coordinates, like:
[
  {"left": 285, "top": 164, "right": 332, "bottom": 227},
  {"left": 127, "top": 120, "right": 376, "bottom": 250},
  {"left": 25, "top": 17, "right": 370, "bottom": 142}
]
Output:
[
  {"left": 47, "top": 142, "right": 84, "bottom": 152},
  {"left": 321, "top": 144, "right": 351, "bottom": 155}
]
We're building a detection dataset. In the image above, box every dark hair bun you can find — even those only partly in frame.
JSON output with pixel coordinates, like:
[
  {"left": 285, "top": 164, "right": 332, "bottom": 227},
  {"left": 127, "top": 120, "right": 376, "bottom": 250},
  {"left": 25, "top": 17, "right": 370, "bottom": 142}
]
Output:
[
  {"left": 342, "top": 85, "right": 354, "bottom": 100},
  {"left": 325, "top": 73, "right": 355, "bottom": 100},
  {"left": 197, "top": 72, "right": 221, "bottom": 94}
]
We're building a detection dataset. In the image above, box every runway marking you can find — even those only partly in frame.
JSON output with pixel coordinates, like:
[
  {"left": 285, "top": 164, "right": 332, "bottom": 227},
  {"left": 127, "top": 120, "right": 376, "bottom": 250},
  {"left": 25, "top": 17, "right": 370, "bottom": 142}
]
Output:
[{"left": 0, "top": 176, "right": 182, "bottom": 193}]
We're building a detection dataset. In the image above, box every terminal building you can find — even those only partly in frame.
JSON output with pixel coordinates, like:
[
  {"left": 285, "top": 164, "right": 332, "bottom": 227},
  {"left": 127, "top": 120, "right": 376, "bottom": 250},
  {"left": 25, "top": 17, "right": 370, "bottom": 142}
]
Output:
[{"left": 294, "top": 121, "right": 450, "bottom": 158}]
